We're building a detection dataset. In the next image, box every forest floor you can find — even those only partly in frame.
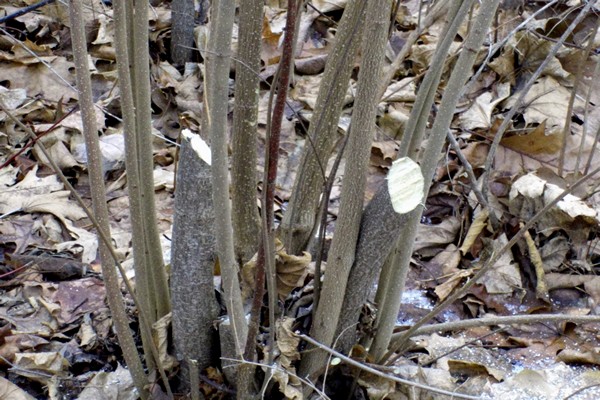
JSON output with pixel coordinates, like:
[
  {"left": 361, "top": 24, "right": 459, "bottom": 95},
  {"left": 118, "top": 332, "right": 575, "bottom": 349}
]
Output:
[{"left": 1, "top": 0, "right": 600, "bottom": 399}]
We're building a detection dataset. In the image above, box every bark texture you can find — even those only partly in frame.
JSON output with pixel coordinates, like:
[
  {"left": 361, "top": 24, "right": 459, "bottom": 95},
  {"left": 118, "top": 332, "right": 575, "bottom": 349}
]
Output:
[
  {"left": 171, "top": 135, "right": 219, "bottom": 370},
  {"left": 231, "top": 0, "right": 263, "bottom": 264},
  {"left": 171, "top": 0, "right": 195, "bottom": 65},
  {"left": 279, "top": 0, "right": 367, "bottom": 255},
  {"left": 300, "top": 0, "right": 392, "bottom": 382}
]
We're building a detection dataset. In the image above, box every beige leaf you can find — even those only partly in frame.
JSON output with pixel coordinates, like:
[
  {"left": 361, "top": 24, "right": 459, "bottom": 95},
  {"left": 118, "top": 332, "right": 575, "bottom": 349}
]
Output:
[
  {"left": 0, "top": 376, "right": 35, "bottom": 400},
  {"left": 459, "top": 208, "right": 489, "bottom": 255},
  {"left": 459, "top": 82, "right": 509, "bottom": 130},
  {"left": 477, "top": 234, "right": 521, "bottom": 294},
  {"left": 14, "top": 352, "right": 68, "bottom": 383},
  {"left": 276, "top": 242, "right": 311, "bottom": 300}
]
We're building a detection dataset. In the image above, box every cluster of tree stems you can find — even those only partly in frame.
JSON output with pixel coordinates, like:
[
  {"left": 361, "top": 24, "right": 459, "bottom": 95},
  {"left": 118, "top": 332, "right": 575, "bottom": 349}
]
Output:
[{"left": 50, "top": 0, "right": 600, "bottom": 398}]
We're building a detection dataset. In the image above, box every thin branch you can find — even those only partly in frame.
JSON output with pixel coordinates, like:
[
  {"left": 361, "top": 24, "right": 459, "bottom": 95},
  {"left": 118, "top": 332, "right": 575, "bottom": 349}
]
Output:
[
  {"left": 393, "top": 313, "right": 600, "bottom": 339},
  {"left": 0, "top": 0, "right": 56, "bottom": 24},
  {"left": 446, "top": 130, "right": 499, "bottom": 229}
]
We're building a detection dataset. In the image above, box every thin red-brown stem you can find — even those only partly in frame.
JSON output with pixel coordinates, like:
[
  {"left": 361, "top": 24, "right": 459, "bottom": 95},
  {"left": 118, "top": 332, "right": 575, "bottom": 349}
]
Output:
[
  {"left": 242, "top": 0, "right": 299, "bottom": 372},
  {"left": 0, "top": 106, "right": 78, "bottom": 169},
  {"left": 265, "top": 0, "right": 297, "bottom": 224},
  {"left": 243, "top": 243, "right": 265, "bottom": 360}
]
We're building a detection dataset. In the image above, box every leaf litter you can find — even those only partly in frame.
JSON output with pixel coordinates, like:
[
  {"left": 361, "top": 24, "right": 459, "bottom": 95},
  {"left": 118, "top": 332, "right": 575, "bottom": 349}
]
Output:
[{"left": 0, "top": 0, "right": 600, "bottom": 399}]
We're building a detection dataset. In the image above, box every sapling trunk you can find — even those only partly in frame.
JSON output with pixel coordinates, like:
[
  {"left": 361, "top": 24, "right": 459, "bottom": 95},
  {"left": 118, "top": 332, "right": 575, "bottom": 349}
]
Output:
[
  {"left": 68, "top": 0, "right": 149, "bottom": 397},
  {"left": 299, "top": 0, "right": 392, "bottom": 383},
  {"left": 279, "top": 0, "right": 367, "bottom": 255},
  {"left": 205, "top": 0, "right": 248, "bottom": 356},
  {"left": 171, "top": 135, "right": 219, "bottom": 372},
  {"left": 371, "top": 0, "right": 501, "bottom": 360},
  {"left": 132, "top": 0, "right": 171, "bottom": 321},
  {"left": 231, "top": 0, "right": 263, "bottom": 264},
  {"left": 335, "top": 0, "right": 474, "bottom": 353},
  {"left": 171, "top": 0, "right": 194, "bottom": 65},
  {"left": 112, "top": 0, "right": 170, "bottom": 371}
]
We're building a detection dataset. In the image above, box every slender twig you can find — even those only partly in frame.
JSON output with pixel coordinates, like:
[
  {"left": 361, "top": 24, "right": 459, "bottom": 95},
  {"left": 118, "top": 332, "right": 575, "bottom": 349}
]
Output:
[
  {"left": 393, "top": 313, "right": 600, "bottom": 340},
  {"left": 0, "top": 26, "right": 122, "bottom": 123},
  {"left": 0, "top": 106, "right": 77, "bottom": 169},
  {"left": 446, "top": 130, "right": 499, "bottom": 229},
  {"left": 583, "top": 63, "right": 600, "bottom": 175},
  {"left": 265, "top": 0, "right": 299, "bottom": 361},
  {"left": 562, "top": 16, "right": 600, "bottom": 175},
  {"left": 563, "top": 383, "right": 600, "bottom": 400},
  {"left": 422, "top": 327, "right": 506, "bottom": 367},
  {"left": 0, "top": 0, "right": 56, "bottom": 25},
  {"left": 189, "top": 359, "right": 201, "bottom": 400}
]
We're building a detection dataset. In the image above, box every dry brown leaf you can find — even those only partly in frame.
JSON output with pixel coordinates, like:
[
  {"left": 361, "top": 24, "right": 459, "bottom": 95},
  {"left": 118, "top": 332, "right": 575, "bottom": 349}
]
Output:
[
  {"left": 52, "top": 278, "right": 106, "bottom": 325},
  {"left": 557, "top": 348, "right": 600, "bottom": 365},
  {"left": 435, "top": 269, "right": 472, "bottom": 302},
  {"left": 476, "top": 235, "right": 521, "bottom": 295},
  {"left": 539, "top": 235, "right": 570, "bottom": 272},
  {"left": 523, "top": 228, "right": 549, "bottom": 302},
  {"left": 447, "top": 359, "right": 505, "bottom": 381},
  {"left": 272, "top": 318, "right": 302, "bottom": 400},
  {"left": 414, "top": 216, "right": 461, "bottom": 256},
  {"left": 152, "top": 312, "right": 178, "bottom": 371},
  {"left": 276, "top": 243, "right": 311, "bottom": 300},
  {"left": 544, "top": 273, "right": 589, "bottom": 290},
  {"left": 459, "top": 82, "right": 510, "bottom": 130},
  {"left": 276, "top": 317, "right": 300, "bottom": 367},
  {"left": 501, "top": 121, "right": 563, "bottom": 155},
  {"left": 0, "top": 376, "right": 35, "bottom": 400},
  {"left": 77, "top": 364, "right": 136, "bottom": 400},
  {"left": 13, "top": 351, "right": 68, "bottom": 383},
  {"left": 459, "top": 208, "right": 489, "bottom": 255}
]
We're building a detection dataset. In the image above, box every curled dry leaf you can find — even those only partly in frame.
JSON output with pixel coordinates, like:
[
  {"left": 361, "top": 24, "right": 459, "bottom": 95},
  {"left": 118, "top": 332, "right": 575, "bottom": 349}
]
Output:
[
  {"left": 276, "top": 241, "right": 311, "bottom": 300},
  {"left": 459, "top": 208, "right": 489, "bottom": 255},
  {"left": 272, "top": 317, "right": 302, "bottom": 400},
  {"left": 241, "top": 239, "right": 311, "bottom": 301}
]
